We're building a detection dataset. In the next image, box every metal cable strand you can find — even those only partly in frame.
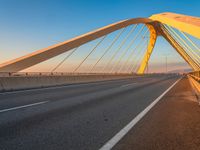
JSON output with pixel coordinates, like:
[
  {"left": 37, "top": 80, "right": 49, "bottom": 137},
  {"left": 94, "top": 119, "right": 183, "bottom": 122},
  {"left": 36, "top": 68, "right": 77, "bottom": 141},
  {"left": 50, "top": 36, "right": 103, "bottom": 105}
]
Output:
[
  {"left": 119, "top": 29, "right": 148, "bottom": 73},
  {"left": 164, "top": 25, "right": 200, "bottom": 67},
  {"left": 113, "top": 25, "right": 146, "bottom": 73},
  {"left": 162, "top": 25, "right": 199, "bottom": 70},
  {"left": 127, "top": 38, "right": 148, "bottom": 73},
  {"left": 51, "top": 47, "right": 79, "bottom": 72},
  {"left": 180, "top": 31, "right": 200, "bottom": 52},
  {"left": 109, "top": 25, "right": 138, "bottom": 73},
  {"left": 163, "top": 26, "right": 199, "bottom": 70},
  {"left": 101, "top": 26, "right": 134, "bottom": 73},
  {"left": 132, "top": 40, "right": 149, "bottom": 73},
  {"left": 165, "top": 25, "right": 200, "bottom": 63},
  {"left": 170, "top": 26, "right": 200, "bottom": 60},
  {"left": 73, "top": 35, "right": 107, "bottom": 73},
  {"left": 109, "top": 25, "right": 139, "bottom": 73},
  {"left": 89, "top": 28, "right": 126, "bottom": 73}
]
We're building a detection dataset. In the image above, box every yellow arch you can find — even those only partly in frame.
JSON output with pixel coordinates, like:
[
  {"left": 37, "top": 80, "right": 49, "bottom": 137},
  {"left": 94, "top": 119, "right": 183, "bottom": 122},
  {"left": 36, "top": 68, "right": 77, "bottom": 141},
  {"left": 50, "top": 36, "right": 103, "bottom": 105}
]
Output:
[
  {"left": 160, "top": 24, "right": 200, "bottom": 71},
  {"left": 0, "top": 18, "right": 154, "bottom": 72},
  {"left": 137, "top": 12, "right": 200, "bottom": 73},
  {"left": 137, "top": 24, "right": 157, "bottom": 74},
  {"left": 0, "top": 12, "right": 199, "bottom": 73},
  {"left": 150, "top": 12, "right": 200, "bottom": 39}
]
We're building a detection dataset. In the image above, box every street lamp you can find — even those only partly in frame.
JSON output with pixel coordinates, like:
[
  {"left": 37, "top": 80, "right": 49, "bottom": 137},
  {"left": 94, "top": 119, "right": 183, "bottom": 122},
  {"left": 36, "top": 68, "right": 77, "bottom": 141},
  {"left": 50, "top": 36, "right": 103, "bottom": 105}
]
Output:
[{"left": 163, "top": 54, "right": 170, "bottom": 73}]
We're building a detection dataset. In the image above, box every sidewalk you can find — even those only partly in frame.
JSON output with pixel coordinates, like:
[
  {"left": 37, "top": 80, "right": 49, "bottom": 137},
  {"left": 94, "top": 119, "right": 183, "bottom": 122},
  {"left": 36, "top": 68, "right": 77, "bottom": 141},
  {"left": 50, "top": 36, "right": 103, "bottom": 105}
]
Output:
[{"left": 114, "top": 77, "right": 200, "bottom": 150}]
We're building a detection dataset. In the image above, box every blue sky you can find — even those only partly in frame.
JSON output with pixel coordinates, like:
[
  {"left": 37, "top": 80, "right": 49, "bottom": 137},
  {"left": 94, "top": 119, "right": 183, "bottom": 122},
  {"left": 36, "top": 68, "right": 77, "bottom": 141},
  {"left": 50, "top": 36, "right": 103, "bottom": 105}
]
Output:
[{"left": 0, "top": 0, "right": 199, "bottom": 72}]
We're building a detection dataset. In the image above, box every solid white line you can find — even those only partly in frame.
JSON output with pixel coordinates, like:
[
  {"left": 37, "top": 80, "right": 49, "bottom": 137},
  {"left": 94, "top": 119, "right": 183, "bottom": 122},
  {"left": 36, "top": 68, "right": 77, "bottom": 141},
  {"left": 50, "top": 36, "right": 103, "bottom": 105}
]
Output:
[
  {"left": 99, "top": 77, "right": 182, "bottom": 150},
  {"left": 0, "top": 101, "right": 49, "bottom": 113}
]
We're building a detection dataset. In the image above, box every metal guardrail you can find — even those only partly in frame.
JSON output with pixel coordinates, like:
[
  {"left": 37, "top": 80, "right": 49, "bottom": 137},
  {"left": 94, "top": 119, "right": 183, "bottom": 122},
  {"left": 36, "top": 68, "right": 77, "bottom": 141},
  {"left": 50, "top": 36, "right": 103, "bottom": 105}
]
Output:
[
  {"left": 0, "top": 72, "right": 177, "bottom": 77},
  {"left": 188, "top": 71, "right": 200, "bottom": 82},
  {"left": 188, "top": 71, "right": 200, "bottom": 104},
  {"left": 0, "top": 72, "right": 135, "bottom": 77}
]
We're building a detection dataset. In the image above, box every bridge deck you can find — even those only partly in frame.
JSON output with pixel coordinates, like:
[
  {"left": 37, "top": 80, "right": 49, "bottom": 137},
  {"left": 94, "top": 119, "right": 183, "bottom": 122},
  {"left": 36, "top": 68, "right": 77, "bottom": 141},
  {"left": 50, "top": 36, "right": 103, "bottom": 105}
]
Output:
[
  {"left": 114, "top": 77, "right": 200, "bottom": 150},
  {"left": 0, "top": 75, "right": 199, "bottom": 150}
]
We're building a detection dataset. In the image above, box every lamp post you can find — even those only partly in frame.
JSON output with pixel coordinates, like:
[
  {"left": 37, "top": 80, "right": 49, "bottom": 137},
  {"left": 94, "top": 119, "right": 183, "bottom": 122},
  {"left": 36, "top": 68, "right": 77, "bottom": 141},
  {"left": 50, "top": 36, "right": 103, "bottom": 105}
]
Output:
[
  {"left": 165, "top": 55, "right": 167, "bottom": 73},
  {"left": 163, "top": 54, "right": 170, "bottom": 73}
]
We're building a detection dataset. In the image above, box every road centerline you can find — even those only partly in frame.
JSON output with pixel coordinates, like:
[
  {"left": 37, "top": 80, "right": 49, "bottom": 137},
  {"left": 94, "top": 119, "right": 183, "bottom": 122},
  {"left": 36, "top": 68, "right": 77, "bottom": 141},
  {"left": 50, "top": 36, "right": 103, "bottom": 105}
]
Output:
[{"left": 120, "top": 83, "right": 137, "bottom": 88}]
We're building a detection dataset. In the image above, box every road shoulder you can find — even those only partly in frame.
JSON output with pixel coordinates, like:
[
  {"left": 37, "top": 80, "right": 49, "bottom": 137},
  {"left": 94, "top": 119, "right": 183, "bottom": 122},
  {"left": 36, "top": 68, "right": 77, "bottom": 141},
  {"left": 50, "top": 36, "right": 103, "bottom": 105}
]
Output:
[{"left": 114, "top": 77, "right": 200, "bottom": 150}]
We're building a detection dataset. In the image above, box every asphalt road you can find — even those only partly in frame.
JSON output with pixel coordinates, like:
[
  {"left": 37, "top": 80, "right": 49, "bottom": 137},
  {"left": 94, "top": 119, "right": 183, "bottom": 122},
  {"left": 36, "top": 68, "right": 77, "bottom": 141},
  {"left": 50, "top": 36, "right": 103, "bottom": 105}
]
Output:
[
  {"left": 0, "top": 75, "right": 180, "bottom": 150},
  {"left": 113, "top": 77, "right": 200, "bottom": 150}
]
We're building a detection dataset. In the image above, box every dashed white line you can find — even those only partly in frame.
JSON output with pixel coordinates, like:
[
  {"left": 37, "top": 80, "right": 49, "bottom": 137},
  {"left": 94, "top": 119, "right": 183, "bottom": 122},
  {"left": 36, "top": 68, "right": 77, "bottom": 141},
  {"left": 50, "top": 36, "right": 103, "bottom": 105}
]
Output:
[
  {"left": 0, "top": 101, "right": 49, "bottom": 113},
  {"left": 120, "top": 83, "right": 137, "bottom": 88},
  {"left": 99, "top": 77, "right": 182, "bottom": 150}
]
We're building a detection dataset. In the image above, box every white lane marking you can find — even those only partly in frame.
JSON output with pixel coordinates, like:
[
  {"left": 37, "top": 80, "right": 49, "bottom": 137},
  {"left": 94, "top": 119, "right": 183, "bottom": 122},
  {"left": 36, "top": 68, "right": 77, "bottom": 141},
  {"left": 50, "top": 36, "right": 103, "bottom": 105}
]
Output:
[
  {"left": 99, "top": 78, "right": 182, "bottom": 150},
  {"left": 120, "top": 83, "right": 137, "bottom": 88},
  {"left": 0, "top": 101, "right": 49, "bottom": 113}
]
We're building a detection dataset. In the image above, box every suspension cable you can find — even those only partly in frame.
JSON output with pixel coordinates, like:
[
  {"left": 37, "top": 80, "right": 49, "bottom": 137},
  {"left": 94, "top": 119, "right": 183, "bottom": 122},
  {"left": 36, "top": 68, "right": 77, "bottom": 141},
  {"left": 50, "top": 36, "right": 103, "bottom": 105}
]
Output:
[
  {"left": 73, "top": 35, "right": 107, "bottom": 73},
  {"left": 111, "top": 24, "right": 144, "bottom": 73},
  {"left": 162, "top": 25, "right": 199, "bottom": 70},
  {"left": 109, "top": 25, "right": 138, "bottom": 73},
  {"left": 166, "top": 28, "right": 200, "bottom": 71},
  {"left": 119, "top": 29, "right": 148, "bottom": 73},
  {"left": 164, "top": 26, "right": 200, "bottom": 70},
  {"left": 108, "top": 25, "right": 138, "bottom": 73},
  {"left": 180, "top": 31, "right": 200, "bottom": 52},
  {"left": 165, "top": 25, "right": 200, "bottom": 64},
  {"left": 132, "top": 40, "right": 149, "bottom": 73},
  {"left": 51, "top": 47, "right": 79, "bottom": 72},
  {"left": 169, "top": 26, "right": 200, "bottom": 61},
  {"left": 127, "top": 38, "right": 148, "bottom": 73},
  {"left": 101, "top": 25, "right": 135, "bottom": 73},
  {"left": 89, "top": 27, "right": 126, "bottom": 73}
]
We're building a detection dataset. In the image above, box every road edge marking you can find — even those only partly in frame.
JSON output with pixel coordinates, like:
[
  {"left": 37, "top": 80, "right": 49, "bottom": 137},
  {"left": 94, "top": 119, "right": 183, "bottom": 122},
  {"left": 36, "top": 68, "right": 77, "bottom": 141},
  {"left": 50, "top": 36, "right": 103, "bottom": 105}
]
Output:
[{"left": 99, "top": 77, "right": 182, "bottom": 150}]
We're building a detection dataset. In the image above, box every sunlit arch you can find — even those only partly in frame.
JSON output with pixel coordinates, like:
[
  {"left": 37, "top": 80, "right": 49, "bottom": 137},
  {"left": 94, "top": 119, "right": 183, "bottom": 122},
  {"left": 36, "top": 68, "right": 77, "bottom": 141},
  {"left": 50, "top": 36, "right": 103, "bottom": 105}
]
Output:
[{"left": 0, "top": 12, "right": 199, "bottom": 74}]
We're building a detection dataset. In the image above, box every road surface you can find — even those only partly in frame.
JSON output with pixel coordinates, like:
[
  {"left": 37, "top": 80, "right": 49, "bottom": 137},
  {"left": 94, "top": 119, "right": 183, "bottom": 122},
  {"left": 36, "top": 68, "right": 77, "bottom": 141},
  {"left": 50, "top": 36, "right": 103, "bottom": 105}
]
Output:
[
  {"left": 0, "top": 75, "right": 180, "bottom": 150},
  {"left": 114, "top": 77, "right": 200, "bottom": 150}
]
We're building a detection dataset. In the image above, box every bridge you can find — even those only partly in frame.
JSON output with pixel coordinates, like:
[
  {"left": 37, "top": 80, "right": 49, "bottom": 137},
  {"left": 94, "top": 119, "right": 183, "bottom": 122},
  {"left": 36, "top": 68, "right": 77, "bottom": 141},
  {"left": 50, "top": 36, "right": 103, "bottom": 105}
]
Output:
[{"left": 0, "top": 12, "right": 200, "bottom": 150}]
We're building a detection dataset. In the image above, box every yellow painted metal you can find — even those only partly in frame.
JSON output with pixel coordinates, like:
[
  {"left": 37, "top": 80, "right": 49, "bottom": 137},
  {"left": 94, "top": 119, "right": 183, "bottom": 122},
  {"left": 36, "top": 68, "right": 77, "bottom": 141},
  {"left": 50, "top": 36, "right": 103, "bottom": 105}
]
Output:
[
  {"left": 137, "top": 24, "right": 157, "bottom": 74},
  {"left": 189, "top": 71, "right": 200, "bottom": 80},
  {"left": 188, "top": 75, "right": 200, "bottom": 98},
  {"left": 119, "top": 29, "right": 147, "bottom": 73},
  {"left": 160, "top": 24, "right": 200, "bottom": 71},
  {"left": 150, "top": 12, "right": 200, "bottom": 39},
  {"left": 181, "top": 32, "right": 200, "bottom": 52},
  {"left": 137, "top": 12, "right": 200, "bottom": 74},
  {"left": 165, "top": 25, "right": 200, "bottom": 62},
  {"left": 0, "top": 12, "right": 199, "bottom": 74},
  {"left": 0, "top": 18, "right": 153, "bottom": 72}
]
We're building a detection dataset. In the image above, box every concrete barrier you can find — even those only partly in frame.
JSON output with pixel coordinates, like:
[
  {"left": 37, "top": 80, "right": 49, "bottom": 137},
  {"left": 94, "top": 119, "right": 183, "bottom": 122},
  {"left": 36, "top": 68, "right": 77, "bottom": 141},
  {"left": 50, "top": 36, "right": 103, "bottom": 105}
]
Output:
[{"left": 0, "top": 74, "right": 135, "bottom": 92}]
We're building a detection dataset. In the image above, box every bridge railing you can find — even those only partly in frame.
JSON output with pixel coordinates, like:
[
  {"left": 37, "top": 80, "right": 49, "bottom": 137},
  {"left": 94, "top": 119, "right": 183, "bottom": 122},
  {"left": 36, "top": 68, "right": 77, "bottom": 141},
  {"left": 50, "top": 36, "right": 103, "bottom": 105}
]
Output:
[
  {"left": 0, "top": 72, "right": 176, "bottom": 77},
  {"left": 188, "top": 71, "right": 200, "bottom": 82},
  {"left": 0, "top": 72, "right": 137, "bottom": 77},
  {"left": 188, "top": 71, "right": 200, "bottom": 101}
]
